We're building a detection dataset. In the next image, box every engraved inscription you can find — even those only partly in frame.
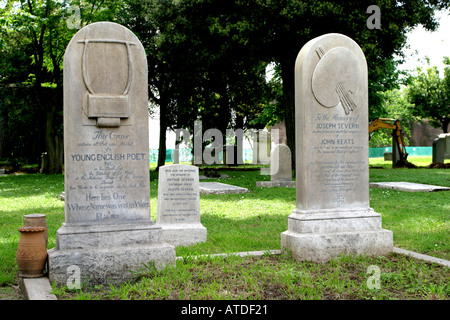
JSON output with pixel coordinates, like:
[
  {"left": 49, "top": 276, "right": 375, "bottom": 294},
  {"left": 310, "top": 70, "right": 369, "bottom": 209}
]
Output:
[
  {"left": 157, "top": 166, "right": 200, "bottom": 224},
  {"left": 66, "top": 129, "right": 150, "bottom": 221},
  {"left": 310, "top": 111, "right": 365, "bottom": 208}
]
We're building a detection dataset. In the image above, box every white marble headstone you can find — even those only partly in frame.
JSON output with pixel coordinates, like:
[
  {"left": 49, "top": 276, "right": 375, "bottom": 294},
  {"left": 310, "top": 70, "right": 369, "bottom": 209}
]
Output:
[
  {"left": 281, "top": 33, "right": 393, "bottom": 262},
  {"left": 157, "top": 164, "right": 206, "bottom": 246},
  {"left": 63, "top": 22, "right": 151, "bottom": 225},
  {"left": 48, "top": 22, "right": 175, "bottom": 286}
]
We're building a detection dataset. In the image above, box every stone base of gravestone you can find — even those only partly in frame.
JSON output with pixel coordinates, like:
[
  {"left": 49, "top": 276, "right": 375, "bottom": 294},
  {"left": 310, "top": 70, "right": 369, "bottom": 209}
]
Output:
[
  {"left": 48, "top": 223, "right": 175, "bottom": 286},
  {"left": 256, "top": 181, "right": 296, "bottom": 188},
  {"left": 158, "top": 224, "right": 207, "bottom": 247},
  {"left": 281, "top": 209, "right": 393, "bottom": 262}
]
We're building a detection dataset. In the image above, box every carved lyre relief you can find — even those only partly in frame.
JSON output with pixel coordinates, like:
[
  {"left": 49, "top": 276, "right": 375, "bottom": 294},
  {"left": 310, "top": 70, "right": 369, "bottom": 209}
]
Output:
[
  {"left": 78, "top": 39, "right": 136, "bottom": 127},
  {"left": 312, "top": 45, "right": 362, "bottom": 115}
]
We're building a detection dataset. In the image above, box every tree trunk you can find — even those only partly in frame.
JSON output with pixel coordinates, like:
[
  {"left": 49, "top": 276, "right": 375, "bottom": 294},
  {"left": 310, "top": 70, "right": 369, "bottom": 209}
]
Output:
[
  {"left": 41, "top": 88, "right": 63, "bottom": 174},
  {"left": 0, "top": 114, "right": 5, "bottom": 158},
  {"left": 280, "top": 58, "right": 296, "bottom": 170},
  {"left": 234, "top": 114, "right": 244, "bottom": 165},
  {"left": 157, "top": 103, "right": 168, "bottom": 170},
  {"left": 442, "top": 118, "right": 449, "bottom": 133}
]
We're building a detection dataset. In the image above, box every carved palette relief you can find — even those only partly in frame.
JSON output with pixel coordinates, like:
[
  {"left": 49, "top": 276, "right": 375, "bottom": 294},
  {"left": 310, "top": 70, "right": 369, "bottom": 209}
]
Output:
[{"left": 312, "top": 45, "right": 363, "bottom": 115}]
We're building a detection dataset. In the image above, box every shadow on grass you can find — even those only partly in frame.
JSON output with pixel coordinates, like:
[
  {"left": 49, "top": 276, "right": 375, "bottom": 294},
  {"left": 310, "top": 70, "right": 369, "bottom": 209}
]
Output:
[
  {"left": 0, "top": 174, "right": 64, "bottom": 199},
  {"left": 175, "top": 210, "right": 290, "bottom": 257}
]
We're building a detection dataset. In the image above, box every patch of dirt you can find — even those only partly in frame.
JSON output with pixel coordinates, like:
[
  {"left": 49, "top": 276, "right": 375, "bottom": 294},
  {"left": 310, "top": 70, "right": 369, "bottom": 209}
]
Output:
[
  {"left": 394, "top": 161, "right": 419, "bottom": 168},
  {"left": 428, "top": 162, "right": 450, "bottom": 169},
  {"left": 371, "top": 162, "right": 449, "bottom": 169},
  {"left": 0, "top": 280, "right": 24, "bottom": 300}
]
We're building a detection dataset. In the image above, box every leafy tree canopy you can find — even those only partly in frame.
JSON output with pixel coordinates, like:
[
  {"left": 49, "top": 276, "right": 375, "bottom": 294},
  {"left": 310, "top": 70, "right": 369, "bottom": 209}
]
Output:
[
  {"left": 406, "top": 57, "right": 450, "bottom": 133},
  {"left": 126, "top": 0, "right": 448, "bottom": 165},
  {"left": 0, "top": 0, "right": 122, "bottom": 171}
]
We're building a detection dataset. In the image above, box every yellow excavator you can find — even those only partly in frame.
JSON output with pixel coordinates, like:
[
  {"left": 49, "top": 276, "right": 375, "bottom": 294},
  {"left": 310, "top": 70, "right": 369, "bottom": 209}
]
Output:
[{"left": 369, "top": 118, "right": 409, "bottom": 166}]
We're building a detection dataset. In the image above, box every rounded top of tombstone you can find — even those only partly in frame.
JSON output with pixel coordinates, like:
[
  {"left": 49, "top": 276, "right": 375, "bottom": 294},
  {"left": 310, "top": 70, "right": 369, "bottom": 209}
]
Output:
[
  {"left": 65, "top": 21, "right": 145, "bottom": 58},
  {"left": 296, "top": 33, "right": 366, "bottom": 69},
  {"left": 312, "top": 46, "right": 363, "bottom": 108}
]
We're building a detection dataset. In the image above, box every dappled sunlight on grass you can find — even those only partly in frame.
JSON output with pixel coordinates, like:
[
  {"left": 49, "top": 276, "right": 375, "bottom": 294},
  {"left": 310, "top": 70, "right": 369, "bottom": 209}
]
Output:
[
  {"left": 1, "top": 167, "right": 449, "bottom": 292},
  {"left": 0, "top": 174, "right": 65, "bottom": 285},
  {"left": 369, "top": 156, "right": 450, "bottom": 169},
  {"left": 369, "top": 185, "right": 449, "bottom": 260}
]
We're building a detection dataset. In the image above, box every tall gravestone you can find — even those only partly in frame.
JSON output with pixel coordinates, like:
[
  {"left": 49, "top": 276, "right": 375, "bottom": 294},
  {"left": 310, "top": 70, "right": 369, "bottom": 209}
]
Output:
[
  {"left": 48, "top": 22, "right": 175, "bottom": 286},
  {"left": 156, "top": 164, "right": 207, "bottom": 246},
  {"left": 281, "top": 33, "right": 393, "bottom": 262},
  {"left": 256, "top": 144, "right": 295, "bottom": 187}
]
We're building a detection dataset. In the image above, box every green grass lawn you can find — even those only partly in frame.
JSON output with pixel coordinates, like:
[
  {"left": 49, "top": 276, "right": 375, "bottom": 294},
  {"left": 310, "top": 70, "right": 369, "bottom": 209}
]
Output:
[
  {"left": 52, "top": 252, "right": 449, "bottom": 300},
  {"left": 0, "top": 156, "right": 449, "bottom": 300},
  {"left": 369, "top": 155, "right": 450, "bottom": 168}
]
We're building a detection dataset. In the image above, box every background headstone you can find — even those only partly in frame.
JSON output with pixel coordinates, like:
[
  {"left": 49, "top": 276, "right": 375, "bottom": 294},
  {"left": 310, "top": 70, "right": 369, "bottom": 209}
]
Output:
[
  {"left": 157, "top": 164, "right": 206, "bottom": 246},
  {"left": 172, "top": 149, "right": 180, "bottom": 164},
  {"left": 432, "top": 133, "right": 450, "bottom": 163},
  {"left": 281, "top": 33, "right": 393, "bottom": 262},
  {"left": 48, "top": 22, "right": 175, "bottom": 286},
  {"left": 256, "top": 144, "right": 295, "bottom": 187}
]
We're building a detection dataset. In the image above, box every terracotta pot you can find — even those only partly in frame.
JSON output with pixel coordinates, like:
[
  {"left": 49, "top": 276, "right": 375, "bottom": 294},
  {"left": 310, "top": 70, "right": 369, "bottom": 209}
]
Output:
[
  {"left": 23, "top": 214, "right": 48, "bottom": 246},
  {"left": 16, "top": 226, "right": 48, "bottom": 278}
]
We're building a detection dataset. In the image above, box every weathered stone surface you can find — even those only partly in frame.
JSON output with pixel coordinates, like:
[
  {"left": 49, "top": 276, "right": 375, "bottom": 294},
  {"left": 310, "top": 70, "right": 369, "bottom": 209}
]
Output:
[
  {"left": 62, "top": 22, "right": 151, "bottom": 225},
  {"left": 294, "top": 34, "right": 369, "bottom": 211},
  {"left": 199, "top": 182, "right": 248, "bottom": 194},
  {"left": 21, "top": 277, "right": 57, "bottom": 300},
  {"left": 156, "top": 164, "right": 206, "bottom": 246},
  {"left": 48, "top": 243, "right": 174, "bottom": 286},
  {"left": 281, "top": 33, "right": 393, "bottom": 262},
  {"left": 369, "top": 182, "right": 450, "bottom": 192},
  {"left": 48, "top": 22, "right": 175, "bottom": 287},
  {"left": 281, "top": 229, "right": 393, "bottom": 263}
]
